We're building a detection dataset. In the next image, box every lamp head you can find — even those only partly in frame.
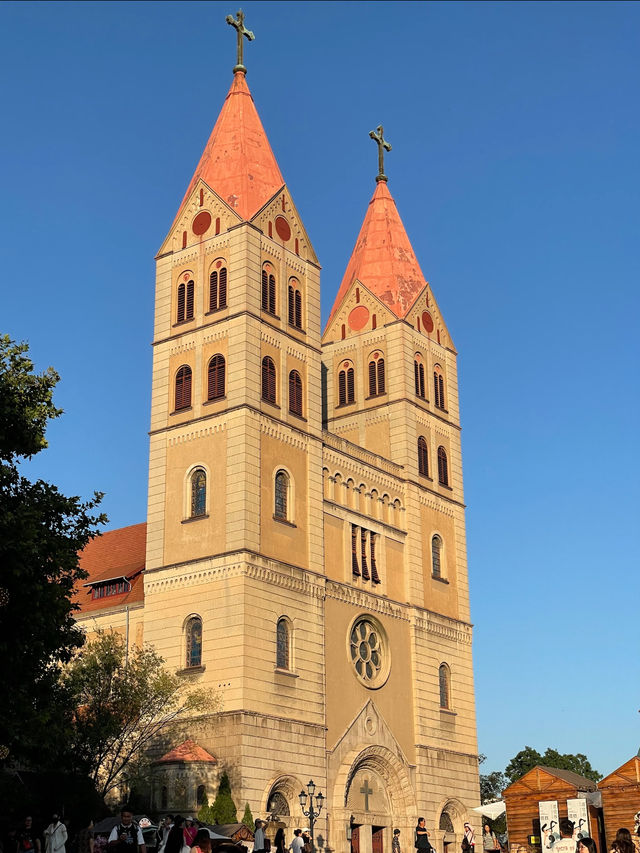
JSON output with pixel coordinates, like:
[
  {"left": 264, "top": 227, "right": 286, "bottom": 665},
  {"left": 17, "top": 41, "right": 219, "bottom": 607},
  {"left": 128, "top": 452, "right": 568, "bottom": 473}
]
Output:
[
  {"left": 299, "top": 790, "right": 307, "bottom": 808},
  {"left": 307, "top": 780, "right": 316, "bottom": 796}
]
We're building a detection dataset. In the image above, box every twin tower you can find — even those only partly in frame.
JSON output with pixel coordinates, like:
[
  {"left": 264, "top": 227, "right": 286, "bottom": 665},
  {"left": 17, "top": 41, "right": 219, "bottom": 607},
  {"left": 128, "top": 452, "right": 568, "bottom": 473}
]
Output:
[{"left": 97, "top": 16, "right": 479, "bottom": 853}]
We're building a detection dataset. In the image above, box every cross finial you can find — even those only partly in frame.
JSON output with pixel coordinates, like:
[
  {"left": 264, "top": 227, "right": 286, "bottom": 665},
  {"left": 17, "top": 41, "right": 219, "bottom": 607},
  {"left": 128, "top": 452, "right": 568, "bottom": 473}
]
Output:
[
  {"left": 225, "top": 9, "right": 255, "bottom": 74},
  {"left": 369, "top": 125, "right": 392, "bottom": 183}
]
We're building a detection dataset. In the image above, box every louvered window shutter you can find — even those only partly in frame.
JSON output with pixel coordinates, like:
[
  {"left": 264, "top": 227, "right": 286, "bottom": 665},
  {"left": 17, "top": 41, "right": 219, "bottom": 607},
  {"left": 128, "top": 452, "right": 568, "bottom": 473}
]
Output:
[
  {"left": 420, "top": 364, "right": 425, "bottom": 398},
  {"left": 351, "top": 525, "right": 360, "bottom": 575},
  {"left": 288, "top": 286, "right": 294, "bottom": 325},
  {"left": 219, "top": 267, "right": 227, "bottom": 308},
  {"left": 418, "top": 437, "right": 428, "bottom": 476},
  {"left": 262, "top": 270, "right": 268, "bottom": 310},
  {"left": 434, "top": 372, "right": 440, "bottom": 408},
  {"left": 414, "top": 361, "right": 419, "bottom": 395},
  {"left": 177, "top": 283, "right": 186, "bottom": 322},
  {"left": 208, "top": 356, "right": 225, "bottom": 400},
  {"left": 209, "top": 271, "right": 218, "bottom": 311},
  {"left": 175, "top": 366, "right": 192, "bottom": 410},
  {"left": 377, "top": 358, "right": 385, "bottom": 394},
  {"left": 361, "top": 529, "right": 369, "bottom": 580},
  {"left": 347, "top": 368, "right": 355, "bottom": 403},
  {"left": 438, "top": 374, "right": 445, "bottom": 409},
  {"left": 371, "top": 533, "right": 380, "bottom": 583},
  {"left": 295, "top": 290, "right": 302, "bottom": 328},
  {"left": 368, "top": 361, "right": 377, "bottom": 396},
  {"left": 269, "top": 274, "right": 276, "bottom": 314},
  {"left": 338, "top": 371, "right": 346, "bottom": 406},
  {"left": 438, "top": 447, "right": 448, "bottom": 485},
  {"left": 432, "top": 535, "right": 442, "bottom": 578},
  {"left": 186, "top": 281, "right": 194, "bottom": 319}
]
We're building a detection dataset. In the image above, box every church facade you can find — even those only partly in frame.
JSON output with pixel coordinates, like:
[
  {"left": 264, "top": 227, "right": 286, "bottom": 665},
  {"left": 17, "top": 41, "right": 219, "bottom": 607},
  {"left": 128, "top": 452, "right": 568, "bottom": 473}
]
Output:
[{"left": 77, "top": 23, "right": 480, "bottom": 853}]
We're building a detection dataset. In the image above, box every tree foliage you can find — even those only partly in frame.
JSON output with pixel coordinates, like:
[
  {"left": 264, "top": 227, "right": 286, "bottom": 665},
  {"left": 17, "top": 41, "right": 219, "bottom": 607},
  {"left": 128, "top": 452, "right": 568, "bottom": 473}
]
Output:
[
  {"left": 197, "top": 793, "right": 215, "bottom": 825},
  {"left": 504, "top": 746, "right": 601, "bottom": 785},
  {"left": 241, "top": 802, "right": 254, "bottom": 829},
  {"left": 0, "top": 335, "right": 106, "bottom": 766},
  {"left": 64, "top": 630, "right": 216, "bottom": 798},
  {"left": 211, "top": 771, "right": 237, "bottom": 825}
]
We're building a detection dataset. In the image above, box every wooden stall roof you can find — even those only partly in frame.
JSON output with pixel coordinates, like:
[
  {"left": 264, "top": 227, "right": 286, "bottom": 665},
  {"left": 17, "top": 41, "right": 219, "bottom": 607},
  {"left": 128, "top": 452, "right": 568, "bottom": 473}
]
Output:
[
  {"left": 503, "top": 765, "right": 597, "bottom": 797},
  {"left": 598, "top": 755, "right": 640, "bottom": 789}
]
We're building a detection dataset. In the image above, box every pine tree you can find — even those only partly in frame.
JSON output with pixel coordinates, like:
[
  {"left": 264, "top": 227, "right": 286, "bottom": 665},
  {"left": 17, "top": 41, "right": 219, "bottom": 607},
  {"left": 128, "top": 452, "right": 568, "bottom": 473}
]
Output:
[
  {"left": 241, "top": 803, "right": 254, "bottom": 829},
  {"left": 211, "top": 771, "right": 237, "bottom": 825},
  {"left": 197, "top": 793, "right": 215, "bottom": 825}
]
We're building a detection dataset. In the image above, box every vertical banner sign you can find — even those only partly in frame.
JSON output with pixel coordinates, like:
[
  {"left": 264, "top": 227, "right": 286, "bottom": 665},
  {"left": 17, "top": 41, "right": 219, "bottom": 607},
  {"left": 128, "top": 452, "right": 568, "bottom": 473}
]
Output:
[
  {"left": 539, "top": 801, "right": 561, "bottom": 850},
  {"left": 567, "top": 799, "right": 590, "bottom": 840}
]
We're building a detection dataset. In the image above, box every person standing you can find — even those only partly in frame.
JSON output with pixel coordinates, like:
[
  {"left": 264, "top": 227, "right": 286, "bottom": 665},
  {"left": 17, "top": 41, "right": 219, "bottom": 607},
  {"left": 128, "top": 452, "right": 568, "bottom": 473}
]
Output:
[
  {"left": 274, "top": 829, "right": 286, "bottom": 853},
  {"left": 610, "top": 829, "right": 634, "bottom": 853},
  {"left": 182, "top": 822, "right": 196, "bottom": 853},
  {"left": 16, "top": 818, "right": 40, "bottom": 853},
  {"left": 301, "top": 832, "right": 311, "bottom": 853},
  {"left": 482, "top": 826, "right": 498, "bottom": 853},
  {"left": 392, "top": 829, "right": 401, "bottom": 853},
  {"left": 189, "top": 831, "right": 211, "bottom": 853},
  {"left": 289, "top": 830, "right": 304, "bottom": 853},
  {"left": 254, "top": 822, "right": 266, "bottom": 853},
  {"left": 75, "top": 820, "right": 94, "bottom": 853},
  {"left": 463, "top": 824, "right": 475, "bottom": 853},
  {"left": 44, "top": 815, "right": 68, "bottom": 853},
  {"left": 547, "top": 820, "right": 576, "bottom": 853},
  {"left": 108, "top": 808, "right": 146, "bottom": 853},
  {"left": 415, "top": 819, "right": 431, "bottom": 853}
]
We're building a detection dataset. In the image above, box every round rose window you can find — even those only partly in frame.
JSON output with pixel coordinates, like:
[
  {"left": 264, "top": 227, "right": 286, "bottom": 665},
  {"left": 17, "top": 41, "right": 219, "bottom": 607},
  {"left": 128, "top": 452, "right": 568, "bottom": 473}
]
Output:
[{"left": 348, "top": 617, "right": 390, "bottom": 688}]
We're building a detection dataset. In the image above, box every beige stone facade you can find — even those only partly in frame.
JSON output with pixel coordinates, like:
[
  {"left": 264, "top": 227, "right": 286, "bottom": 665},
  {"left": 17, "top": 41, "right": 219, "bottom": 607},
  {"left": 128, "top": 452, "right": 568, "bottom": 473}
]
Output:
[{"left": 77, "top": 57, "right": 480, "bottom": 853}]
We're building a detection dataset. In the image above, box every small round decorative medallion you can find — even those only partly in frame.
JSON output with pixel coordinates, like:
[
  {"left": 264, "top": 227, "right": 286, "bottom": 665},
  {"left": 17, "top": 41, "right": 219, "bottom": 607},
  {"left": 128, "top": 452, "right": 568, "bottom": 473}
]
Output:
[
  {"left": 348, "top": 305, "right": 370, "bottom": 331},
  {"left": 365, "top": 716, "right": 377, "bottom": 735},
  {"left": 275, "top": 216, "right": 291, "bottom": 241},
  {"left": 348, "top": 616, "right": 390, "bottom": 689},
  {"left": 422, "top": 311, "right": 434, "bottom": 333},
  {"left": 192, "top": 211, "right": 212, "bottom": 236}
]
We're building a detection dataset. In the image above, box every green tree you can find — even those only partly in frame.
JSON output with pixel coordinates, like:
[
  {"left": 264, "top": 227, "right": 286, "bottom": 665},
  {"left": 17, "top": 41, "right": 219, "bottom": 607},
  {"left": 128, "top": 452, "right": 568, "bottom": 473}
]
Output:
[
  {"left": 504, "top": 746, "right": 601, "bottom": 785},
  {"left": 241, "top": 802, "right": 254, "bottom": 829},
  {"left": 198, "top": 793, "right": 215, "bottom": 825},
  {"left": 64, "top": 630, "right": 216, "bottom": 798},
  {"left": 211, "top": 771, "right": 237, "bottom": 825},
  {"left": 0, "top": 335, "right": 106, "bottom": 766}
]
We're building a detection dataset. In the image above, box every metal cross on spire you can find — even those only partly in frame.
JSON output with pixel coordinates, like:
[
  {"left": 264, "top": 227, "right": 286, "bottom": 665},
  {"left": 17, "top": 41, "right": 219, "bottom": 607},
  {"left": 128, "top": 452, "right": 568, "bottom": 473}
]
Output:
[
  {"left": 369, "top": 125, "right": 392, "bottom": 183},
  {"left": 226, "top": 9, "right": 255, "bottom": 74}
]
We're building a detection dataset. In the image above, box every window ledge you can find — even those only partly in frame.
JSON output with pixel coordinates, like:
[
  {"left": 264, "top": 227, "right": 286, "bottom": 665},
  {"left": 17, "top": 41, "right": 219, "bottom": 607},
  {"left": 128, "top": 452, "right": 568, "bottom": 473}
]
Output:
[
  {"left": 438, "top": 483, "right": 453, "bottom": 491},
  {"left": 439, "top": 707, "right": 457, "bottom": 716},
  {"left": 287, "top": 324, "right": 306, "bottom": 334},
  {"left": 205, "top": 307, "right": 228, "bottom": 316},
  {"left": 172, "top": 318, "right": 196, "bottom": 328},
  {"left": 435, "top": 406, "right": 449, "bottom": 415},
  {"left": 335, "top": 401, "right": 356, "bottom": 409},
  {"left": 273, "top": 515, "right": 297, "bottom": 528},
  {"left": 432, "top": 575, "right": 449, "bottom": 585},
  {"left": 288, "top": 411, "right": 307, "bottom": 422},
  {"left": 274, "top": 667, "right": 298, "bottom": 678},
  {"left": 262, "top": 310, "right": 281, "bottom": 320},
  {"left": 171, "top": 406, "right": 193, "bottom": 416},
  {"left": 419, "top": 473, "right": 433, "bottom": 482},
  {"left": 177, "top": 665, "right": 206, "bottom": 676},
  {"left": 262, "top": 399, "right": 280, "bottom": 409},
  {"left": 182, "top": 514, "right": 210, "bottom": 524},
  {"left": 203, "top": 396, "right": 226, "bottom": 406},
  {"left": 365, "top": 393, "right": 387, "bottom": 400}
]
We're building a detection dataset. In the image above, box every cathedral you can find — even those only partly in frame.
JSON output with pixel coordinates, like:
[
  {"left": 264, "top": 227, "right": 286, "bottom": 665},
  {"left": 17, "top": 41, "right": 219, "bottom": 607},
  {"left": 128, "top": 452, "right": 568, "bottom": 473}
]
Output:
[{"left": 77, "top": 13, "right": 480, "bottom": 853}]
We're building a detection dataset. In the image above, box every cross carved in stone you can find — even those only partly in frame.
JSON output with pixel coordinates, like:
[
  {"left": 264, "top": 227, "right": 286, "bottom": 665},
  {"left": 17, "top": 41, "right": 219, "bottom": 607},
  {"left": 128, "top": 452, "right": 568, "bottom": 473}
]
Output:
[
  {"left": 369, "top": 125, "right": 392, "bottom": 183},
  {"left": 360, "top": 778, "right": 373, "bottom": 812},
  {"left": 226, "top": 9, "right": 255, "bottom": 73}
]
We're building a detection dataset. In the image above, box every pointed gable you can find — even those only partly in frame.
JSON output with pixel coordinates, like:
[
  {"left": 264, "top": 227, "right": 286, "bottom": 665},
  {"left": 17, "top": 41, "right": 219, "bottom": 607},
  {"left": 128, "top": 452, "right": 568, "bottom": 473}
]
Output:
[
  {"left": 179, "top": 70, "right": 285, "bottom": 222},
  {"left": 599, "top": 755, "right": 640, "bottom": 788},
  {"left": 327, "top": 180, "right": 428, "bottom": 327}
]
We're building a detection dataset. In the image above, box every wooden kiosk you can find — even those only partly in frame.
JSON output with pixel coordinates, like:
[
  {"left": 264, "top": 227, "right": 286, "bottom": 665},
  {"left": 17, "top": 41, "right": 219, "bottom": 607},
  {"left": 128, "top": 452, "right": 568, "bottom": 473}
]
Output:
[
  {"left": 502, "top": 766, "right": 599, "bottom": 853},
  {"left": 598, "top": 755, "right": 640, "bottom": 850}
]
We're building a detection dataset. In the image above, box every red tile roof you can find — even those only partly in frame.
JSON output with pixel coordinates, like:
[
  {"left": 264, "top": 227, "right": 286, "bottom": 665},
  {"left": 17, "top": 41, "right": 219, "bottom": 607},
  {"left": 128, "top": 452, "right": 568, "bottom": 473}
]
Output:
[
  {"left": 156, "top": 739, "right": 217, "bottom": 764},
  {"left": 327, "top": 180, "right": 429, "bottom": 326},
  {"left": 75, "top": 522, "right": 146, "bottom": 614},
  {"left": 178, "top": 70, "right": 284, "bottom": 222}
]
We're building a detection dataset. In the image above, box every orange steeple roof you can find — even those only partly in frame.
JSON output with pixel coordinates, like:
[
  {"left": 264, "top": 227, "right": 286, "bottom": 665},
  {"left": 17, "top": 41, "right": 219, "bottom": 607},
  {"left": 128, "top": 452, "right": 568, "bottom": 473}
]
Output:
[
  {"left": 327, "top": 180, "right": 428, "bottom": 325},
  {"left": 179, "top": 70, "right": 284, "bottom": 221}
]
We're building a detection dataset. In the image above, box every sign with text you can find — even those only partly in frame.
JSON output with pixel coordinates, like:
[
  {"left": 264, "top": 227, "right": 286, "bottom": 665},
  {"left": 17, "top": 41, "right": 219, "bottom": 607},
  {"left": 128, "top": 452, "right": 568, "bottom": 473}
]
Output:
[
  {"left": 567, "top": 799, "right": 590, "bottom": 839},
  {"left": 539, "top": 801, "right": 560, "bottom": 849}
]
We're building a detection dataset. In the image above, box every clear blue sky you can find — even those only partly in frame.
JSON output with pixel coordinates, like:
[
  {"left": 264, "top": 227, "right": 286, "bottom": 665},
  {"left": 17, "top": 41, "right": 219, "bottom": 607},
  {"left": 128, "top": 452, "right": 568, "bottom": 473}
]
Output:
[{"left": 2, "top": 1, "right": 639, "bottom": 782}]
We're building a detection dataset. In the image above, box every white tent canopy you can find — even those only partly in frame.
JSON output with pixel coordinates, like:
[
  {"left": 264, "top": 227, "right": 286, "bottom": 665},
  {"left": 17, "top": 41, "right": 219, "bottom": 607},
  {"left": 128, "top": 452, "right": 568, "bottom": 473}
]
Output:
[{"left": 471, "top": 802, "right": 506, "bottom": 819}]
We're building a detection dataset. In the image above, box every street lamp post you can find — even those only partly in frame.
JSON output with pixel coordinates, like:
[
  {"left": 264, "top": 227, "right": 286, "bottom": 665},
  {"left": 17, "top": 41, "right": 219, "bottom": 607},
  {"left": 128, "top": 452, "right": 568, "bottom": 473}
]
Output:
[{"left": 299, "top": 779, "right": 324, "bottom": 851}]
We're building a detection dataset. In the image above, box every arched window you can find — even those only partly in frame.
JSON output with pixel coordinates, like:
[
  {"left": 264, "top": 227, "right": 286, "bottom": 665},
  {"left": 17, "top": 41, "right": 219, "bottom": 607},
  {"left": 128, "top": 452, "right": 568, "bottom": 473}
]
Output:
[
  {"left": 207, "top": 355, "right": 225, "bottom": 400},
  {"left": 338, "top": 365, "right": 355, "bottom": 406},
  {"left": 439, "top": 663, "right": 451, "bottom": 709},
  {"left": 368, "top": 353, "right": 385, "bottom": 396},
  {"left": 418, "top": 436, "right": 429, "bottom": 476},
  {"left": 177, "top": 280, "right": 195, "bottom": 323},
  {"left": 161, "top": 786, "right": 168, "bottom": 810},
  {"left": 190, "top": 468, "right": 207, "bottom": 518},
  {"left": 274, "top": 469, "right": 289, "bottom": 520},
  {"left": 261, "top": 266, "right": 276, "bottom": 314},
  {"left": 276, "top": 617, "right": 292, "bottom": 670},
  {"left": 432, "top": 534, "right": 443, "bottom": 579},
  {"left": 437, "top": 446, "right": 449, "bottom": 486},
  {"left": 262, "top": 356, "right": 276, "bottom": 404},
  {"left": 209, "top": 265, "right": 227, "bottom": 311},
  {"left": 434, "top": 366, "right": 445, "bottom": 410},
  {"left": 288, "top": 281, "right": 302, "bottom": 329},
  {"left": 414, "top": 357, "right": 425, "bottom": 398},
  {"left": 175, "top": 365, "right": 192, "bottom": 411},
  {"left": 196, "top": 785, "right": 206, "bottom": 806},
  {"left": 186, "top": 616, "right": 203, "bottom": 668},
  {"left": 289, "top": 370, "right": 303, "bottom": 416}
]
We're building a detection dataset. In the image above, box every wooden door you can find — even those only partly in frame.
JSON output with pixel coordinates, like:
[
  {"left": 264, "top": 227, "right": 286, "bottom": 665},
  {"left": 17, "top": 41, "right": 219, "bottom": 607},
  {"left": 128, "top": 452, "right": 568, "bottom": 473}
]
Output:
[
  {"left": 372, "top": 827, "right": 384, "bottom": 853},
  {"left": 351, "top": 827, "right": 360, "bottom": 853}
]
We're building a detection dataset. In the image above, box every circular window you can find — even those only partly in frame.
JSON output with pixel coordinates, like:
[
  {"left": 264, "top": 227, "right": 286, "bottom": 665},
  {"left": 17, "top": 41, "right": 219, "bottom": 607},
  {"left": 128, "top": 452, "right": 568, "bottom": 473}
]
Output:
[
  {"left": 275, "top": 216, "right": 291, "bottom": 241},
  {"left": 348, "top": 616, "right": 390, "bottom": 688},
  {"left": 192, "top": 211, "right": 212, "bottom": 235}
]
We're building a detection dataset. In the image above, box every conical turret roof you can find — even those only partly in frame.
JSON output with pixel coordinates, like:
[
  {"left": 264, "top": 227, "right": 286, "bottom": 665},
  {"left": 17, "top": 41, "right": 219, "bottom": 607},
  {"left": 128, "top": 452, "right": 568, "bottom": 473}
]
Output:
[
  {"left": 179, "top": 70, "right": 284, "bottom": 221},
  {"left": 327, "top": 180, "right": 428, "bottom": 324}
]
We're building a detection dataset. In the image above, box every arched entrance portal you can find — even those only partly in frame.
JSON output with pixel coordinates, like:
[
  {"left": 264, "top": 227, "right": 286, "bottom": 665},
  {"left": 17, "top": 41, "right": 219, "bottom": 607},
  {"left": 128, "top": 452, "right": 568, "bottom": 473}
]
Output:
[
  {"left": 262, "top": 775, "right": 304, "bottom": 840},
  {"left": 435, "top": 800, "right": 467, "bottom": 853}
]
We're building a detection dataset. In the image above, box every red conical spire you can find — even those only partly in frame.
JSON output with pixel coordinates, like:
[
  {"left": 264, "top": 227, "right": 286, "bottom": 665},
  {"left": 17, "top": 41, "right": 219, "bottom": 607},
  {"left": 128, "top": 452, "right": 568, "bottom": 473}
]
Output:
[
  {"left": 327, "top": 180, "right": 429, "bottom": 325},
  {"left": 178, "top": 70, "right": 284, "bottom": 221}
]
